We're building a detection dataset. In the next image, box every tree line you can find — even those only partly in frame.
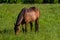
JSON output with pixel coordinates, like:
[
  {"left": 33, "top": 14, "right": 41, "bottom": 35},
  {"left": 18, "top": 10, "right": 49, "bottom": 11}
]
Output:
[{"left": 0, "top": 0, "right": 60, "bottom": 4}]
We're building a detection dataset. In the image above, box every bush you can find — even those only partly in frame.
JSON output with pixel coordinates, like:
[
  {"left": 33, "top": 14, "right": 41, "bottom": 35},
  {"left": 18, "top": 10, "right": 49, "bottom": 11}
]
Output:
[
  {"left": 0, "top": 0, "right": 59, "bottom": 4},
  {"left": 54, "top": 0, "right": 58, "bottom": 3},
  {"left": 16, "top": 0, "right": 22, "bottom": 3},
  {"left": 58, "top": 0, "right": 60, "bottom": 3},
  {"left": 22, "top": 0, "right": 43, "bottom": 4},
  {"left": 49, "top": 0, "right": 54, "bottom": 3},
  {"left": 43, "top": 0, "right": 49, "bottom": 3},
  {"left": 8, "top": 0, "right": 17, "bottom": 3},
  {"left": 35, "top": 0, "right": 43, "bottom": 3},
  {"left": 22, "top": 0, "right": 35, "bottom": 4},
  {"left": 0, "top": 0, "right": 2, "bottom": 3},
  {"left": 0, "top": 0, "right": 17, "bottom": 3},
  {"left": 0, "top": 0, "right": 7, "bottom": 3}
]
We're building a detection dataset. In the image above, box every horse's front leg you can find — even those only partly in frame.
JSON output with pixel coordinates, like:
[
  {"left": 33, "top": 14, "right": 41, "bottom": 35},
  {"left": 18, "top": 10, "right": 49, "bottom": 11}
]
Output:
[{"left": 14, "top": 25, "right": 20, "bottom": 35}]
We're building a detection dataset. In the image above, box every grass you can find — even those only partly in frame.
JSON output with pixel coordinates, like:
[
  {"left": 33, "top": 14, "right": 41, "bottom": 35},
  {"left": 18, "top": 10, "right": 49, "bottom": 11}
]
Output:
[{"left": 0, "top": 4, "right": 60, "bottom": 40}]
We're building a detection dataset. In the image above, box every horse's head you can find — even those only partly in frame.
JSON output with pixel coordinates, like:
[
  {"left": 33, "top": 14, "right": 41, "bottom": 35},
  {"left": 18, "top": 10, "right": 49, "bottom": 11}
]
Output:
[
  {"left": 14, "top": 23, "right": 20, "bottom": 35},
  {"left": 14, "top": 7, "right": 27, "bottom": 35}
]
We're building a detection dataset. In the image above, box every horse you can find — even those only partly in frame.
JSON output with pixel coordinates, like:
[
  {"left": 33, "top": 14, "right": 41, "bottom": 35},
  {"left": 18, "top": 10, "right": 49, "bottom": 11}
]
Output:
[{"left": 14, "top": 7, "right": 40, "bottom": 35}]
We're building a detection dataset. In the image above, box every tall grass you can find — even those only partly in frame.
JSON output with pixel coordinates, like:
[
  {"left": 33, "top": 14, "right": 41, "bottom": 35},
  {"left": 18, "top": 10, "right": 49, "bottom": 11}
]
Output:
[{"left": 0, "top": 4, "right": 60, "bottom": 40}]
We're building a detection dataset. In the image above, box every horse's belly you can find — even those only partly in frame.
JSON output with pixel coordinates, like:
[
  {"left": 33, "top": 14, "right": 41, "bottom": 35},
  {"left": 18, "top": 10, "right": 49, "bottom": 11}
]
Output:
[
  {"left": 24, "top": 12, "right": 36, "bottom": 23},
  {"left": 31, "top": 13, "right": 36, "bottom": 21}
]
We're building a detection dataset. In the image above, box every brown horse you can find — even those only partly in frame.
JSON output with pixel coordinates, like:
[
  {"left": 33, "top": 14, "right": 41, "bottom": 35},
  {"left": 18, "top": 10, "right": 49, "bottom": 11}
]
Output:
[{"left": 14, "top": 7, "right": 40, "bottom": 35}]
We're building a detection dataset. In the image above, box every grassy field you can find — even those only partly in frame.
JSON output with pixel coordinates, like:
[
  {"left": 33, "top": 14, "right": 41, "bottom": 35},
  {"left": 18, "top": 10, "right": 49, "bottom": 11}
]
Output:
[{"left": 0, "top": 4, "right": 60, "bottom": 40}]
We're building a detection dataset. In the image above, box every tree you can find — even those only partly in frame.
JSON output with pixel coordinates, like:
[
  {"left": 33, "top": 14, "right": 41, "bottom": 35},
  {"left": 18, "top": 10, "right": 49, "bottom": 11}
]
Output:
[
  {"left": 22, "top": 0, "right": 35, "bottom": 4},
  {"left": 43, "top": 0, "right": 49, "bottom": 3},
  {"left": 50, "top": 0, "right": 54, "bottom": 3},
  {"left": 35, "top": 0, "right": 43, "bottom": 3},
  {"left": 58, "top": 0, "right": 60, "bottom": 3},
  {"left": 54, "top": 0, "right": 58, "bottom": 3}
]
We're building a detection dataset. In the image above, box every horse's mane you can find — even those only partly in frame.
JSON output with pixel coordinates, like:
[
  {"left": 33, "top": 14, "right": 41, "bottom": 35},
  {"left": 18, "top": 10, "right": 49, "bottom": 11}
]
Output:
[
  {"left": 17, "top": 8, "right": 27, "bottom": 20},
  {"left": 15, "top": 8, "right": 27, "bottom": 25}
]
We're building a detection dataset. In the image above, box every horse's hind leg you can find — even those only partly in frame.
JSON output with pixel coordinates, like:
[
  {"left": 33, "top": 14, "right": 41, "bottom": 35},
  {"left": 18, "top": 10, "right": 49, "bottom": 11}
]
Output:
[
  {"left": 30, "top": 22, "right": 33, "bottom": 31},
  {"left": 35, "top": 18, "right": 39, "bottom": 32}
]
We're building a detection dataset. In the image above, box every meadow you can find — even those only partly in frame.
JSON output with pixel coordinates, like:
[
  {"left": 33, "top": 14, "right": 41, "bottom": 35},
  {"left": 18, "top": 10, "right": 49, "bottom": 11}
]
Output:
[{"left": 0, "top": 4, "right": 60, "bottom": 40}]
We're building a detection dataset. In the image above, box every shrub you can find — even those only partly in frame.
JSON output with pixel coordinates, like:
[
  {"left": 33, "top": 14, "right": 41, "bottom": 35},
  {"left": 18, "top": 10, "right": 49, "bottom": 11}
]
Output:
[
  {"left": 49, "top": 0, "right": 54, "bottom": 3},
  {"left": 35, "top": 0, "right": 43, "bottom": 3},
  {"left": 8, "top": 0, "right": 17, "bottom": 3},
  {"left": 22, "top": 0, "right": 35, "bottom": 4},
  {"left": 43, "top": 0, "right": 49, "bottom": 3},
  {"left": 58, "top": 0, "right": 60, "bottom": 3},
  {"left": 54, "top": 0, "right": 58, "bottom": 3}
]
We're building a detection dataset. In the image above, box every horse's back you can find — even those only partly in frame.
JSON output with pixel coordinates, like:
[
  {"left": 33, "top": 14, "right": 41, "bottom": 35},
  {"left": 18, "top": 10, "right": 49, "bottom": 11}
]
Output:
[
  {"left": 30, "top": 7, "right": 40, "bottom": 18},
  {"left": 24, "top": 7, "right": 39, "bottom": 23},
  {"left": 24, "top": 11, "right": 36, "bottom": 22}
]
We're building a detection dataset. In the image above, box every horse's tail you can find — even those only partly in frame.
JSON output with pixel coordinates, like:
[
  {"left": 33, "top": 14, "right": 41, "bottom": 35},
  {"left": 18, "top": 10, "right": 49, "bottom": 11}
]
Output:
[{"left": 15, "top": 8, "right": 26, "bottom": 26}]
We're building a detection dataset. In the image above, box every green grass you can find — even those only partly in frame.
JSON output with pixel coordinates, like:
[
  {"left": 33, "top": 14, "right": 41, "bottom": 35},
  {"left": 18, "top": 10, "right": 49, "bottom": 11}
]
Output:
[{"left": 0, "top": 4, "right": 60, "bottom": 40}]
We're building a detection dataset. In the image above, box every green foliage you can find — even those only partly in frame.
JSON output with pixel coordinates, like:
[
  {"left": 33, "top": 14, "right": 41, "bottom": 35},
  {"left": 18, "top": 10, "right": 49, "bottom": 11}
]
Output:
[
  {"left": 35, "top": 0, "right": 43, "bottom": 3},
  {"left": 43, "top": 0, "right": 59, "bottom": 3},
  {"left": 0, "top": 0, "right": 60, "bottom": 4},
  {"left": 43, "top": 0, "right": 49, "bottom": 3},
  {"left": 16, "top": 0, "right": 22, "bottom": 3},
  {"left": 22, "top": 0, "right": 35, "bottom": 4},
  {"left": 0, "top": 0, "right": 17, "bottom": 3},
  {"left": 49, "top": 0, "right": 54, "bottom": 3},
  {"left": 54, "top": 0, "right": 58, "bottom": 3},
  {"left": 0, "top": 0, "right": 6, "bottom": 3},
  {"left": 58, "top": 0, "right": 60, "bottom": 3},
  {"left": 22, "top": 0, "right": 43, "bottom": 4},
  {"left": 43, "top": 0, "right": 54, "bottom": 3},
  {"left": 0, "top": 0, "right": 2, "bottom": 3},
  {"left": 9, "top": 0, "right": 17, "bottom": 3}
]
